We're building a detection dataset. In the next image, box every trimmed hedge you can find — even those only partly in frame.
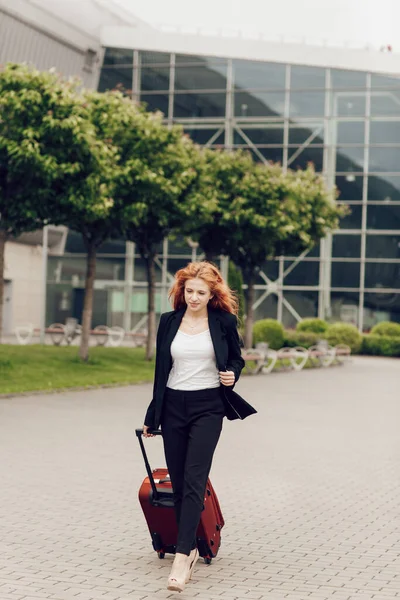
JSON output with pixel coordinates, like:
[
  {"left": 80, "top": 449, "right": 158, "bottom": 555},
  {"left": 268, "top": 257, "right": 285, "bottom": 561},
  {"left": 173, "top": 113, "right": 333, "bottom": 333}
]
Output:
[
  {"left": 296, "top": 318, "right": 329, "bottom": 334},
  {"left": 253, "top": 319, "right": 284, "bottom": 350},
  {"left": 284, "top": 330, "right": 321, "bottom": 349},
  {"left": 325, "top": 322, "right": 362, "bottom": 353},
  {"left": 370, "top": 321, "right": 400, "bottom": 338},
  {"left": 362, "top": 334, "right": 400, "bottom": 357}
]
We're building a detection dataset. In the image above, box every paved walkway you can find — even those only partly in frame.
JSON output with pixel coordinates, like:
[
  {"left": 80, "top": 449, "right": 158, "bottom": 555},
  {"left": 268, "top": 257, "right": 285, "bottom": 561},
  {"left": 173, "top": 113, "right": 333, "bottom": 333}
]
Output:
[{"left": 0, "top": 357, "right": 399, "bottom": 600}]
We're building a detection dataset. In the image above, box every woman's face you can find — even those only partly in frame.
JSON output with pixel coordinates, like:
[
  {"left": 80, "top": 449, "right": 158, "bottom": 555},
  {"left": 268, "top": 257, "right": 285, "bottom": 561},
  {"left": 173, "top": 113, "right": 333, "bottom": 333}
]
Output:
[{"left": 184, "top": 278, "right": 213, "bottom": 312}]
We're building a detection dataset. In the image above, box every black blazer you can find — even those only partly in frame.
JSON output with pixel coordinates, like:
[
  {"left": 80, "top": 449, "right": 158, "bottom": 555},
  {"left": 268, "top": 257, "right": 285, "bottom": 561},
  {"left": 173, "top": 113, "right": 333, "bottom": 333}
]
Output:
[{"left": 144, "top": 307, "right": 257, "bottom": 430}]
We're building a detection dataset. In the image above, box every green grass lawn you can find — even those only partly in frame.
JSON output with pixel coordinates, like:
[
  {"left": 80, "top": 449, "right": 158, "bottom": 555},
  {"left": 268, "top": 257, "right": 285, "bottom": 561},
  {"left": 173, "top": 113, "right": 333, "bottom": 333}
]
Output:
[{"left": 0, "top": 345, "right": 155, "bottom": 395}]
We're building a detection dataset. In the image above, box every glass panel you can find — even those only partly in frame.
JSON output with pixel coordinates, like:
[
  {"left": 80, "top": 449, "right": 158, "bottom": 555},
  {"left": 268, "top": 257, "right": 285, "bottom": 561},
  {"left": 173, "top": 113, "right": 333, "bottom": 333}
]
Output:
[
  {"left": 103, "top": 48, "right": 133, "bottom": 66},
  {"left": 363, "top": 292, "right": 400, "bottom": 331},
  {"left": 233, "top": 60, "right": 285, "bottom": 90},
  {"left": 183, "top": 128, "right": 224, "bottom": 145},
  {"left": 234, "top": 91, "right": 285, "bottom": 117},
  {"left": 335, "top": 175, "right": 364, "bottom": 201},
  {"left": 335, "top": 94, "right": 366, "bottom": 117},
  {"left": 338, "top": 204, "right": 362, "bottom": 229},
  {"left": 289, "top": 123, "right": 324, "bottom": 145},
  {"left": 98, "top": 68, "right": 133, "bottom": 94},
  {"left": 48, "top": 257, "right": 125, "bottom": 282},
  {"left": 257, "top": 260, "right": 279, "bottom": 280},
  {"left": 365, "top": 263, "right": 400, "bottom": 288},
  {"left": 331, "top": 262, "right": 360, "bottom": 288},
  {"left": 331, "top": 292, "right": 360, "bottom": 326},
  {"left": 337, "top": 121, "right": 365, "bottom": 144},
  {"left": 367, "top": 204, "right": 400, "bottom": 230},
  {"left": 140, "top": 51, "right": 171, "bottom": 65},
  {"left": 174, "top": 66, "right": 227, "bottom": 91},
  {"left": 254, "top": 293, "right": 277, "bottom": 322},
  {"left": 140, "top": 94, "right": 169, "bottom": 116},
  {"left": 173, "top": 93, "right": 226, "bottom": 118},
  {"left": 369, "top": 147, "right": 400, "bottom": 173},
  {"left": 371, "top": 91, "right": 400, "bottom": 117},
  {"left": 290, "top": 65, "right": 325, "bottom": 89},
  {"left": 370, "top": 121, "right": 400, "bottom": 144},
  {"left": 235, "top": 126, "right": 284, "bottom": 145},
  {"left": 175, "top": 55, "right": 227, "bottom": 66},
  {"left": 371, "top": 74, "right": 400, "bottom": 89},
  {"left": 332, "top": 234, "right": 361, "bottom": 258},
  {"left": 366, "top": 234, "right": 400, "bottom": 258},
  {"left": 335, "top": 147, "right": 364, "bottom": 172},
  {"left": 140, "top": 66, "right": 170, "bottom": 91},
  {"left": 249, "top": 147, "right": 284, "bottom": 164},
  {"left": 289, "top": 92, "right": 325, "bottom": 117},
  {"left": 288, "top": 147, "right": 324, "bottom": 171},
  {"left": 331, "top": 70, "right": 366, "bottom": 89},
  {"left": 283, "top": 261, "right": 319, "bottom": 285},
  {"left": 281, "top": 291, "right": 319, "bottom": 328},
  {"left": 367, "top": 175, "right": 400, "bottom": 201}
]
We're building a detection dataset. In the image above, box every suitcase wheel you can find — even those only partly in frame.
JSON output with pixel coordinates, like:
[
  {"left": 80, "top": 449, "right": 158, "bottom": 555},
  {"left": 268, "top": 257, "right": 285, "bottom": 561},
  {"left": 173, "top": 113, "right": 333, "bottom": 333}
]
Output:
[
  {"left": 203, "top": 557, "right": 212, "bottom": 565},
  {"left": 158, "top": 551, "right": 165, "bottom": 559}
]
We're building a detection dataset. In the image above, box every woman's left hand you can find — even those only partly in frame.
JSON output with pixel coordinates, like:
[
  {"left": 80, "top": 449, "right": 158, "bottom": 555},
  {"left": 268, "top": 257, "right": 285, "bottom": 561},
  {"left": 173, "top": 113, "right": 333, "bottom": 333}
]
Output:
[{"left": 219, "top": 370, "right": 235, "bottom": 386}]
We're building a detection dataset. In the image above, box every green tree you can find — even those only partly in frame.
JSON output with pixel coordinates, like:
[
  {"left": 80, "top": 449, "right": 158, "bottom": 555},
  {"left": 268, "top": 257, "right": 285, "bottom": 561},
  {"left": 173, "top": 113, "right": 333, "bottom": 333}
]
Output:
[{"left": 228, "top": 261, "right": 245, "bottom": 322}]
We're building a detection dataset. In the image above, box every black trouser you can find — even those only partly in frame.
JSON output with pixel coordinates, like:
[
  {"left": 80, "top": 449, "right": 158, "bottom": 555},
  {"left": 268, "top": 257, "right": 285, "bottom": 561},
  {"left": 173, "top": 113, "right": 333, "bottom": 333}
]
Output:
[{"left": 161, "top": 386, "right": 224, "bottom": 556}]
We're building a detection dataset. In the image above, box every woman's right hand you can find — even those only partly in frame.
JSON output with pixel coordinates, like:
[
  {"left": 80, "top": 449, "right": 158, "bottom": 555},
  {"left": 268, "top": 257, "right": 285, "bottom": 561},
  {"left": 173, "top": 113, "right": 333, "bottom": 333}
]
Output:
[{"left": 143, "top": 425, "right": 155, "bottom": 438}]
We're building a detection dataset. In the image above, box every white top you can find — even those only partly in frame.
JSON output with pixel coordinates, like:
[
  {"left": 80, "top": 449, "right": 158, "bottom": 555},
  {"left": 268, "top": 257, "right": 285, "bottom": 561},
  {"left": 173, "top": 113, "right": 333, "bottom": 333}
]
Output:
[{"left": 166, "top": 329, "right": 220, "bottom": 391}]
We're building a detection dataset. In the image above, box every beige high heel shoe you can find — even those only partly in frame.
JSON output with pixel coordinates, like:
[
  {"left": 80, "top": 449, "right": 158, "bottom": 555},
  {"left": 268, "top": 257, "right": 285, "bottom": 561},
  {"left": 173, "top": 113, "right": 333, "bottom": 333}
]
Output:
[
  {"left": 185, "top": 548, "right": 199, "bottom": 583},
  {"left": 167, "top": 552, "right": 190, "bottom": 593}
]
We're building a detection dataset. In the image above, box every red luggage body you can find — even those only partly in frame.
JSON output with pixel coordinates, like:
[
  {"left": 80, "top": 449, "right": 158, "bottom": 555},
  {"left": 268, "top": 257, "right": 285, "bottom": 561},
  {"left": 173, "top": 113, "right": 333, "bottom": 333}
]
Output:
[{"left": 136, "top": 429, "right": 224, "bottom": 564}]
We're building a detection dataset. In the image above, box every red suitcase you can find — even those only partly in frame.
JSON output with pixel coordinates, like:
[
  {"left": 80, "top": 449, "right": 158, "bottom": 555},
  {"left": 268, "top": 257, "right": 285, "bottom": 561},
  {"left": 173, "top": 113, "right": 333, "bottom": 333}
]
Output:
[{"left": 135, "top": 429, "right": 224, "bottom": 564}]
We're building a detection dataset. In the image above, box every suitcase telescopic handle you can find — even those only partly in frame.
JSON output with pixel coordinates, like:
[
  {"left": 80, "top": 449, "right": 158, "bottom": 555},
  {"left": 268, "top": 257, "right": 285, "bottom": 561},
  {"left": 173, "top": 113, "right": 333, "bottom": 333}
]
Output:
[{"left": 135, "top": 428, "right": 163, "bottom": 502}]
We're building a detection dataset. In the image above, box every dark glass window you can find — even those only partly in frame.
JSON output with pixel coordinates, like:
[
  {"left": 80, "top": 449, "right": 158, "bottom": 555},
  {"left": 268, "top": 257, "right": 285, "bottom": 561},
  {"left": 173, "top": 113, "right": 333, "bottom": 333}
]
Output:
[
  {"left": 140, "top": 94, "right": 169, "bottom": 116},
  {"left": 183, "top": 128, "right": 224, "bottom": 145},
  {"left": 173, "top": 93, "right": 226, "bottom": 118},
  {"left": 98, "top": 68, "right": 133, "bottom": 94},
  {"left": 288, "top": 147, "right": 324, "bottom": 171},
  {"left": 283, "top": 261, "right": 319, "bottom": 285},
  {"left": 369, "top": 147, "right": 400, "bottom": 173},
  {"left": 371, "top": 74, "right": 400, "bottom": 88},
  {"left": 331, "top": 69, "right": 366, "bottom": 89},
  {"left": 257, "top": 260, "right": 279, "bottom": 280},
  {"left": 289, "top": 92, "right": 325, "bottom": 117},
  {"left": 367, "top": 204, "right": 400, "bottom": 229},
  {"left": 371, "top": 91, "right": 400, "bottom": 117},
  {"left": 290, "top": 65, "right": 325, "bottom": 89},
  {"left": 366, "top": 234, "right": 400, "bottom": 258},
  {"left": 103, "top": 48, "right": 133, "bottom": 66},
  {"left": 331, "top": 262, "right": 361, "bottom": 288},
  {"left": 332, "top": 235, "right": 361, "bottom": 258},
  {"left": 367, "top": 175, "right": 400, "bottom": 201},
  {"left": 337, "top": 121, "right": 365, "bottom": 144},
  {"left": 233, "top": 60, "right": 285, "bottom": 90},
  {"left": 234, "top": 126, "right": 284, "bottom": 145},
  {"left": 234, "top": 91, "right": 285, "bottom": 118},
  {"left": 365, "top": 263, "right": 400, "bottom": 289},
  {"left": 282, "top": 292, "right": 319, "bottom": 326},
  {"left": 338, "top": 204, "right": 362, "bottom": 229},
  {"left": 335, "top": 175, "right": 364, "bottom": 201},
  {"left": 140, "top": 66, "right": 170, "bottom": 91},
  {"left": 335, "top": 94, "right": 366, "bottom": 117},
  {"left": 140, "top": 51, "right": 171, "bottom": 64},
  {"left": 175, "top": 54, "right": 227, "bottom": 66},
  {"left": 254, "top": 294, "right": 278, "bottom": 322},
  {"left": 289, "top": 123, "right": 324, "bottom": 145},
  {"left": 174, "top": 66, "right": 227, "bottom": 90},
  {"left": 331, "top": 292, "right": 360, "bottom": 325},
  {"left": 250, "top": 147, "right": 284, "bottom": 165},
  {"left": 335, "top": 147, "right": 364, "bottom": 173},
  {"left": 370, "top": 121, "right": 400, "bottom": 144}
]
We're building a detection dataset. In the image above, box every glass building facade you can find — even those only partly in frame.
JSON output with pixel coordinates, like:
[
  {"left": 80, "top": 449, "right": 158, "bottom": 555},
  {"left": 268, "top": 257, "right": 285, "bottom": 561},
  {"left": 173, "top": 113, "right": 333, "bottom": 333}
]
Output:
[{"left": 48, "top": 47, "right": 400, "bottom": 331}]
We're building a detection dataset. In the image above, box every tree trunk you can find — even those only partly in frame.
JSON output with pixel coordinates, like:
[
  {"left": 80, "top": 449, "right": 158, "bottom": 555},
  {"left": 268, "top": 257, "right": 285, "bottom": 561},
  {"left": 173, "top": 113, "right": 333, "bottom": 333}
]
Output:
[
  {"left": 79, "top": 241, "right": 97, "bottom": 362},
  {"left": 244, "top": 271, "right": 255, "bottom": 349},
  {"left": 0, "top": 230, "right": 6, "bottom": 343},
  {"left": 145, "top": 253, "right": 156, "bottom": 361}
]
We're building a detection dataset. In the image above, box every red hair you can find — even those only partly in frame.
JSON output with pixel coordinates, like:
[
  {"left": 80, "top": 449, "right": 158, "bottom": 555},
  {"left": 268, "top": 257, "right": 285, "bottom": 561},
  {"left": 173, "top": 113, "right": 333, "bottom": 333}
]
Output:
[{"left": 169, "top": 261, "right": 238, "bottom": 315}]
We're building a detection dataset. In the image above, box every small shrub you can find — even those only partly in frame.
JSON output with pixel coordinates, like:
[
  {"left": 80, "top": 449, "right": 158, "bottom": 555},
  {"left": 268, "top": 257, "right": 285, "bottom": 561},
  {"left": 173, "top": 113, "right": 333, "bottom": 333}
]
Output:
[
  {"left": 296, "top": 318, "right": 329, "bottom": 334},
  {"left": 325, "top": 322, "right": 362, "bottom": 353},
  {"left": 362, "top": 334, "right": 400, "bottom": 357},
  {"left": 284, "top": 330, "right": 321, "bottom": 349},
  {"left": 253, "top": 319, "right": 284, "bottom": 350},
  {"left": 370, "top": 321, "right": 400, "bottom": 338}
]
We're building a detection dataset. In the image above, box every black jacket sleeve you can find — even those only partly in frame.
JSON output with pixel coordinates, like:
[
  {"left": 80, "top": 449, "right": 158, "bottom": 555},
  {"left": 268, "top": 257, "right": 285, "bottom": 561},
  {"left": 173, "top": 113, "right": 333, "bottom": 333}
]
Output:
[
  {"left": 226, "top": 315, "right": 245, "bottom": 384},
  {"left": 143, "top": 314, "right": 167, "bottom": 428}
]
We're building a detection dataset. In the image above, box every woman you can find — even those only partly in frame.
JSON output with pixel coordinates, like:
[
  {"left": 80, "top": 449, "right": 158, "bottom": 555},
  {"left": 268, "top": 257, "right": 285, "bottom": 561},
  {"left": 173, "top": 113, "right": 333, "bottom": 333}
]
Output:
[{"left": 142, "top": 261, "right": 256, "bottom": 592}]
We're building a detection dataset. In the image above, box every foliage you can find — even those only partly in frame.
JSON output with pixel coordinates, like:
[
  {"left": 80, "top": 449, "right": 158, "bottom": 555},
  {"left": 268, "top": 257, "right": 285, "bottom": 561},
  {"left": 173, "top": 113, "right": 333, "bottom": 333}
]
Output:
[
  {"left": 325, "top": 322, "right": 362, "bottom": 353},
  {"left": 370, "top": 321, "right": 400, "bottom": 338},
  {"left": 284, "top": 330, "right": 322, "bottom": 348},
  {"left": 296, "top": 318, "right": 329, "bottom": 334},
  {"left": 228, "top": 261, "right": 245, "bottom": 322},
  {"left": 361, "top": 334, "right": 400, "bottom": 357},
  {"left": 253, "top": 319, "right": 285, "bottom": 350}
]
